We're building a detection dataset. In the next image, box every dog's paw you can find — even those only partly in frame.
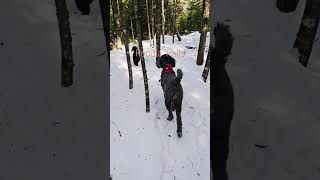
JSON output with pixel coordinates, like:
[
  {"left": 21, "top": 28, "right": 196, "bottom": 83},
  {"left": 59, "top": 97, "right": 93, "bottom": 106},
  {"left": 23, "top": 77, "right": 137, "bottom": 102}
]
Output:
[
  {"left": 177, "top": 131, "right": 182, "bottom": 138},
  {"left": 167, "top": 114, "right": 174, "bottom": 121}
]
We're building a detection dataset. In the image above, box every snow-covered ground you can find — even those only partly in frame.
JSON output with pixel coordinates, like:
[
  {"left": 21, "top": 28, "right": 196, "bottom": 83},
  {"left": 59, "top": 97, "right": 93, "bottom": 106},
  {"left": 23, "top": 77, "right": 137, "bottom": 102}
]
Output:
[
  {"left": 214, "top": 0, "right": 320, "bottom": 179},
  {"left": 110, "top": 34, "right": 210, "bottom": 180},
  {"left": 1, "top": 0, "right": 108, "bottom": 179}
]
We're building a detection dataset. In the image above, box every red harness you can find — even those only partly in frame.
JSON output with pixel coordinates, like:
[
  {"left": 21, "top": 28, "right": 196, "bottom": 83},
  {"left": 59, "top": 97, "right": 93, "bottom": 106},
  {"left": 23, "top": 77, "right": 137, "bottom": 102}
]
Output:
[{"left": 161, "top": 64, "right": 174, "bottom": 76}]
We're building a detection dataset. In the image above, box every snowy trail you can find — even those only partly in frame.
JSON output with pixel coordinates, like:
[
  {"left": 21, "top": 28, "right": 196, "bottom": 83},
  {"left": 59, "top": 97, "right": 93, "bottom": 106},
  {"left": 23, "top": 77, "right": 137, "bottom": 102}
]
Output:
[{"left": 111, "top": 34, "right": 210, "bottom": 180}]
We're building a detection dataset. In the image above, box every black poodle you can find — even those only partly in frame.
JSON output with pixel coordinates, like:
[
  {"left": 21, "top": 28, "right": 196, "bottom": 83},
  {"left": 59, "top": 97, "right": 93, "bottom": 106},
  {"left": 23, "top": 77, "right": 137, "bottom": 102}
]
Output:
[
  {"left": 75, "top": 0, "right": 94, "bottom": 15},
  {"left": 159, "top": 54, "right": 183, "bottom": 138},
  {"left": 211, "top": 22, "right": 235, "bottom": 180},
  {"left": 131, "top": 46, "right": 140, "bottom": 66}
]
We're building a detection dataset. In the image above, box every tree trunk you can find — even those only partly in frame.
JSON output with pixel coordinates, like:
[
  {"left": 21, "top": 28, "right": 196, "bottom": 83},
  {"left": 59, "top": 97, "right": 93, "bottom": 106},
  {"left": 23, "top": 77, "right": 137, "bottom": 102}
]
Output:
[
  {"left": 172, "top": 0, "right": 175, "bottom": 44},
  {"left": 151, "top": 0, "right": 155, "bottom": 47},
  {"left": 197, "top": 0, "right": 210, "bottom": 65},
  {"left": 55, "top": 0, "right": 74, "bottom": 87},
  {"left": 124, "top": 28, "right": 133, "bottom": 89},
  {"left": 111, "top": 0, "right": 123, "bottom": 49},
  {"left": 276, "top": 0, "right": 300, "bottom": 13},
  {"left": 99, "top": 0, "right": 110, "bottom": 72},
  {"left": 164, "top": 0, "right": 181, "bottom": 42},
  {"left": 202, "top": 47, "right": 211, "bottom": 83},
  {"left": 155, "top": 0, "right": 162, "bottom": 67},
  {"left": 162, "top": 0, "right": 166, "bottom": 44},
  {"left": 120, "top": 0, "right": 134, "bottom": 89},
  {"left": 130, "top": 16, "right": 135, "bottom": 41},
  {"left": 146, "top": 0, "right": 153, "bottom": 47},
  {"left": 293, "top": 0, "right": 320, "bottom": 67},
  {"left": 134, "top": 0, "right": 150, "bottom": 112}
]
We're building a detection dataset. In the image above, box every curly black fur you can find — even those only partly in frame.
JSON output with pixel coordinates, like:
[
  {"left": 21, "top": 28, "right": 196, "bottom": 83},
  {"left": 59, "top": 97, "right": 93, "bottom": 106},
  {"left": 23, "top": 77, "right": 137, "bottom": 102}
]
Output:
[
  {"left": 159, "top": 54, "right": 183, "bottom": 138},
  {"left": 131, "top": 46, "right": 140, "bottom": 66},
  {"left": 211, "top": 22, "right": 234, "bottom": 180},
  {"left": 159, "top": 54, "right": 176, "bottom": 68},
  {"left": 75, "top": 0, "right": 94, "bottom": 15}
]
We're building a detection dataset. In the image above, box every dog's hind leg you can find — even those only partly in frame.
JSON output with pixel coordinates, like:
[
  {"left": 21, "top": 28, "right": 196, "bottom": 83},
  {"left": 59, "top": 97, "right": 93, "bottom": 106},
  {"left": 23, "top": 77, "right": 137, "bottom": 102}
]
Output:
[
  {"left": 165, "top": 100, "right": 174, "bottom": 121},
  {"left": 176, "top": 104, "right": 182, "bottom": 138}
]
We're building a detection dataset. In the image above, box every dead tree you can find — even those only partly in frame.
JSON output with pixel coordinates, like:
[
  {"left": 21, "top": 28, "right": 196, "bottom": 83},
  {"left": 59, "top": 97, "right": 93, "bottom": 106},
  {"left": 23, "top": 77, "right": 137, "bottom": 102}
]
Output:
[
  {"left": 134, "top": 0, "right": 150, "bottom": 112},
  {"left": 55, "top": 0, "right": 74, "bottom": 87}
]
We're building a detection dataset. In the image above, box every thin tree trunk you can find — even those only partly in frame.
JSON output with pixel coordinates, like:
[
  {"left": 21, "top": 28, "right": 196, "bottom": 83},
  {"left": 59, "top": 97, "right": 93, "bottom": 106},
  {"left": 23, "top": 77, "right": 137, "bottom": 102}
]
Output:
[
  {"left": 55, "top": 0, "right": 74, "bottom": 87},
  {"left": 155, "top": 0, "right": 162, "bottom": 67},
  {"left": 111, "top": 0, "right": 123, "bottom": 49},
  {"left": 130, "top": 16, "right": 135, "bottom": 41},
  {"left": 124, "top": 28, "right": 133, "bottom": 89},
  {"left": 293, "top": 0, "right": 320, "bottom": 67},
  {"left": 99, "top": 0, "right": 110, "bottom": 72},
  {"left": 164, "top": 0, "right": 181, "bottom": 43},
  {"left": 120, "top": 0, "right": 133, "bottom": 89},
  {"left": 202, "top": 47, "right": 211, "bottom": 82},
  {"left": 197, "top": 0, "right": 210, "bottom": 65},
  {"left": 151, "top": 0, "right": 155, "bottom": 47},
  {"left": 162, "top": 0, "right": 165, "bottom": 44},
  {"left": 146, "top": 0, "right": 152, "bottom": 47},
  {"left": 134, "top": 0, "right": 150, "bottom": 112},
  {"left": 172, "top": 0, "right": 175, "bottom": 44}
]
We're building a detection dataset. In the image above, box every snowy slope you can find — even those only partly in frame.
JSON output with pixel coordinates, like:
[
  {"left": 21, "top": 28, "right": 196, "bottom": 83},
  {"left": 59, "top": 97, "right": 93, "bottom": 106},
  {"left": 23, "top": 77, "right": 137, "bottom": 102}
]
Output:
[
  {"left": 110, "top": 34, "right": 210, "bottom": 180},
  {"left": 214, "top": 0, "right": 320, "bottom": 179}
]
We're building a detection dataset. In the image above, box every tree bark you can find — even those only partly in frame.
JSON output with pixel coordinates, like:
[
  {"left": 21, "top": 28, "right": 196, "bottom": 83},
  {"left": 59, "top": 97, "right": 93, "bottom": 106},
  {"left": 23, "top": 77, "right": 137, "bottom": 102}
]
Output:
[
  {"left": 197, "top": 0, "right": 210, "bottom": 65},
  {"left": 162, "top": 0, "right": 166, "bottom": 44},
  {"left": 99, "top": 0, "right": 110, "bottom": 72},
  {"left": 134, "top": 0, "right": 150, "bottom": 112},
  {"left": 155, "top": 0, "right": 162, "bottom": 67},
  {"left": 111, "top": 0, "right": 123, "bottom": 49},
  {"left": 202, "top": 46, "right": 211, "bottom": 83},
  {"left": 55, "top": 0, "right": 74, "bottom": 87},
  {"left": 293, "top": 0, "right": 320, "bottom": 67},
  {"left": 120, "top": 0, "right": 134, "bottom": 89}
]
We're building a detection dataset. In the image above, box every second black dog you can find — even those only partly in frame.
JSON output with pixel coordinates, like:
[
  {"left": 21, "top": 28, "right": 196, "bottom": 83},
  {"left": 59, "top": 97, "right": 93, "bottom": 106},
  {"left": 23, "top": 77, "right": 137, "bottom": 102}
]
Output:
[
  {"left": 75, "top": 0, "right": 94, "bottom": 15},
  {"left": 131, "top": 46, "right": 140, "bottom": 66},
  {"left": 159, "top": 54, "right": 183, "bottom": 138}
]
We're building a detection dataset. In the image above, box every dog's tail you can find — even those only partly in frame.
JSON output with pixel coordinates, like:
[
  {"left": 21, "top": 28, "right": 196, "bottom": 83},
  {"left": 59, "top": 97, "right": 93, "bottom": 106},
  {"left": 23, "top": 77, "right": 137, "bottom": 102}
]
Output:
[
  {"left": 175, "top": 69, "right": 183, "bottom": 83},
  {"left": 213, "top": 22, "right": 234, "bottom": 65}
]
